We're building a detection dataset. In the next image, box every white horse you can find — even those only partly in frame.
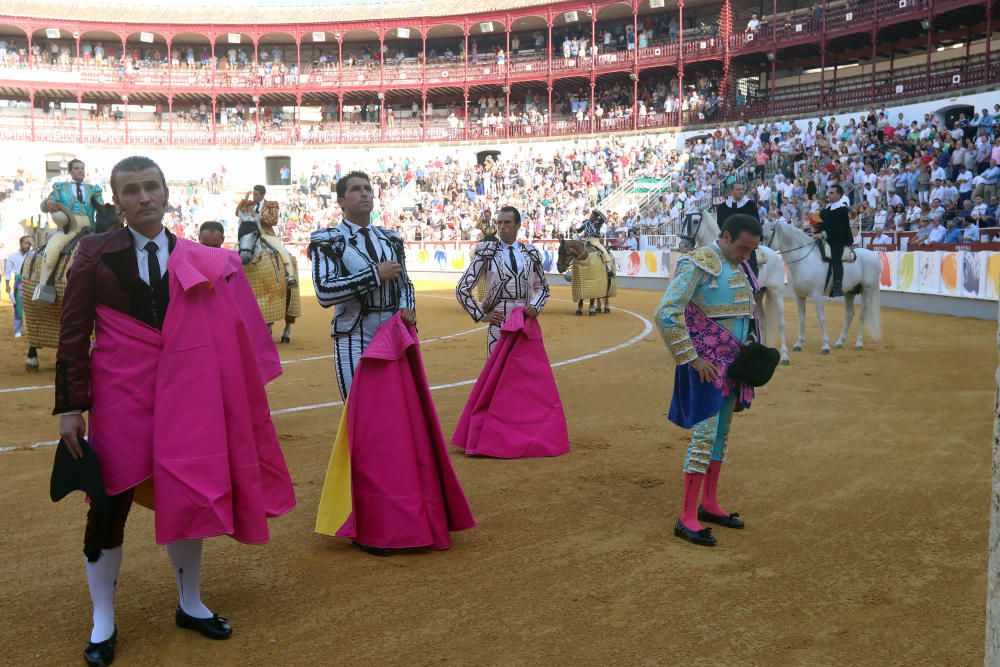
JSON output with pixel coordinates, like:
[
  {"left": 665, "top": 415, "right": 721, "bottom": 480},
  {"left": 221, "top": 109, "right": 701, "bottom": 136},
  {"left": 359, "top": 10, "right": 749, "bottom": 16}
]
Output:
[
  {"left": 761, "top": 220, "right": 882, "bottom": 354},
  {"left": 681, "top": 210, "right": 790, "bottom": 365}
]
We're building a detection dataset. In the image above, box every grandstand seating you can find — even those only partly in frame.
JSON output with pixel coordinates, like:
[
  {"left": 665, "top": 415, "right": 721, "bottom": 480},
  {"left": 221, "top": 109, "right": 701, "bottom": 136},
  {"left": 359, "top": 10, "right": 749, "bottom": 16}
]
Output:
[{"left": 0, "top": 0, "right": 994, "bottom": 145}]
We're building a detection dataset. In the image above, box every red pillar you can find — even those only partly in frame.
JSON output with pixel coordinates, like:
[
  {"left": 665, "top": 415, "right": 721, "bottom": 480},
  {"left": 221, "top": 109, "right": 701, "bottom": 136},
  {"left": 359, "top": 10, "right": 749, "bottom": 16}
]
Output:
[
  {"left": 337, "top": 93, "right": 343, "bottom": 143},
  {"left": 211, "top": 96, "right": 217, "bottom": 143},
  {"left": 421, "top": 91, "right": 427, "bottom": 140},
  {"left": 379, "top": 93, "right": 386, "bottom": 141},
  {"left": 123, "top": 96, "right": 129, "bottom": 144},
  {"left": 168, "top": 96, "right": 173, "bottom": 145},
  {"left": 678, "top": 0, "right": 684, "bottom": 126},
  {"left": 29, "top": 91, "right": 35, "bottom": 142},
  {"left": 547, "top": 84, "right": 552, "bottom": 136},
  {"left": 871, "top": 34, "right": 877, "bottom": 103},
  {"left": 463, "top": 89, "right": 470, "bottom": 140},
  {"left": 986, "top": 0, "right": 993, "bottom": 85},
  {"left": 77, "top": 94, "right": 82, "bottom": 143},
  {"left": 925, "top": 0, "right": 933, "bottom": 95},
  {"left": 337, "top": 35, "right": 343, "bottom": 90},
  {"left": 720, "top": 0, "right": 732, "bottom": 105},
  {"left": 632, "top": 74, "right": 638, "bottom": 130},
  {"left": 590, "top": 79, "right": 596, "bottom": 132},
  {"left": 819, "top": 0, "right": 827, "bottom": 109},
  {"left": 504, "top": 86, "right": 510, "bottom": 139}
]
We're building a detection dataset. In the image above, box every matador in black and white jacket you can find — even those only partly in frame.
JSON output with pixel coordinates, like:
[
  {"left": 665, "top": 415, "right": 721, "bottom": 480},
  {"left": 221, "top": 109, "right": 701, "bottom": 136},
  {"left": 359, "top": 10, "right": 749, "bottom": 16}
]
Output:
[
  {"left": 309, "top": 172, "right": 416, "bottom": 399},
  {"left": 456, "top": 206, "right": 550, "bottom": 356}
]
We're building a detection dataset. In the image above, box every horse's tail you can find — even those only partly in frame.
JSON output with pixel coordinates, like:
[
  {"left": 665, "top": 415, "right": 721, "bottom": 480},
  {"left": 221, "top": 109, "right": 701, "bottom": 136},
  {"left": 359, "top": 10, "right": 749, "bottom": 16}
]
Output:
[{"left": 863, "top": 260, "right": 883, "bottom": 341}]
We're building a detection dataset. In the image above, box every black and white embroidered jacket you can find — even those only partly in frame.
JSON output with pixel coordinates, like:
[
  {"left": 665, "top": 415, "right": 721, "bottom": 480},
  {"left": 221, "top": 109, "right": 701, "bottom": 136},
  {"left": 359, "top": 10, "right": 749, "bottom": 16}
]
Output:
[
  {"left": 309, "top": 221, "right": 415, "bottom": 335},
  {"left": 456, "top": 240, "right": 550, "bottom": 322}
]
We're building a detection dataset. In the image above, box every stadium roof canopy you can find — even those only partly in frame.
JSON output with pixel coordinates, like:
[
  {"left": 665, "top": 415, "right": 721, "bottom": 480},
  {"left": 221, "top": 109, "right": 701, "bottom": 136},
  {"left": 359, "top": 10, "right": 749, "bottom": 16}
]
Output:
[{"left": 0, "top": 0, "right": 610, "bottom": 24}]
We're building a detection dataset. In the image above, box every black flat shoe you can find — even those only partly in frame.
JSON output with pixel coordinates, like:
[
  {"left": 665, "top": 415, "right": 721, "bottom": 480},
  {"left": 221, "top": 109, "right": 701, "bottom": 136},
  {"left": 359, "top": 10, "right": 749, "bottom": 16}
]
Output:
[
  {"left": 698, "top": 505, "right": 745, "bottom": 529},
  {"left": 352, "top": 541, "right": 392, "bottom": 557},
  {"left": 674, "top": 519, "right": 716, "bottom": 546},
  {"left": 84, "top": 627, "right": 117, "bottom": 666},
  {"left": 175, "top": 608, "right": 232, "bottom": 640}
]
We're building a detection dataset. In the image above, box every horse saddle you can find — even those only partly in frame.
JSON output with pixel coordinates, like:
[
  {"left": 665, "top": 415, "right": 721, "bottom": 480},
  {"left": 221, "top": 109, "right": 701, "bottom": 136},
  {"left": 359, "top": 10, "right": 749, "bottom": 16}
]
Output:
[{"left": 817, "top": 241, "right": 856, "bottom": 263}]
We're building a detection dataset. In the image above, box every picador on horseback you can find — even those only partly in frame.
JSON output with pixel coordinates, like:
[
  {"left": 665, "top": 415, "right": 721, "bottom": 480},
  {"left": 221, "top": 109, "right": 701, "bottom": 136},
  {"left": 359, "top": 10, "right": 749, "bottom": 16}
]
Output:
[
  {"left": 811, "top": 183, "right": 852, "bottom": 298},
  {"left": 20, "top": 160, "right": 121, "bottom": 371},
  {"left": 235, "top": 184, "right": 301, "bottom": 343},
  {"left": 557, "top": 209, "right": 617, "bottom": 316}
]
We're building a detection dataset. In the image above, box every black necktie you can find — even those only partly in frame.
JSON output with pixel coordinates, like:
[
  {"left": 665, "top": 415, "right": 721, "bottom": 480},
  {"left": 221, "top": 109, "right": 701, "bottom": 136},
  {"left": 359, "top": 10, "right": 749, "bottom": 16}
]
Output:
[
  {"left": 508, "top": 246, "right": 518, "bottom": 273},
  {"left": 76, "top": 183, "right": 84, "bottom": 203},
  {"left": 359, "top": 227, "right": 381, "bottom": 262},
  {"left": 145, "top": 241, "right": 161, "bottom": 291}
]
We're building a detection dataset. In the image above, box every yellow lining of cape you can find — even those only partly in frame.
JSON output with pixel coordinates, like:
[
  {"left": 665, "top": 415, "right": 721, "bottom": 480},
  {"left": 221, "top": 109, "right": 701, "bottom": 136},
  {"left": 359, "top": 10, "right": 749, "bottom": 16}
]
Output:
[{"left": 314, "top": 399, "right": 353, "bottom": 536}]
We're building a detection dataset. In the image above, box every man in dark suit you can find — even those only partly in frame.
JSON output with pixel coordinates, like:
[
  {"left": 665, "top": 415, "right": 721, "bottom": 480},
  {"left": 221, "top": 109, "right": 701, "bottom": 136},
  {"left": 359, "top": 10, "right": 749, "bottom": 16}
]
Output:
[
  {"left": 57, "top": 156, "right": 282, "bottom": 665},
  {"left": 813, "top": 184, "right": 852, "bottom": 297},
  {"left": 716, "top": 182, "right": 760, "bottom": 277}
]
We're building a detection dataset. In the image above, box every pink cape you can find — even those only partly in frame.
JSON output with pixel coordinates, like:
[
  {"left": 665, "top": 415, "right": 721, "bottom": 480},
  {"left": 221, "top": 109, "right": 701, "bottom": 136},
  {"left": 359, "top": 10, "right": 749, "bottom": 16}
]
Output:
[
  {"left": 88, "top": 238, "right": 295, "bottom": 545},
  {"left": 452, "top": 307, "right": 569, "bottom": 458},
  {"left": 335, "top": 313, "right": 475, "bottom": 550}
]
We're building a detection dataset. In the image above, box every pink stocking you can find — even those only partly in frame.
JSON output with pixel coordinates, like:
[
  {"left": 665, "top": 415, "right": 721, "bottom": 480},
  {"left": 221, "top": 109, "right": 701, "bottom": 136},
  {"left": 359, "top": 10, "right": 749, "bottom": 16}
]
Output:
[
  {"left": 681, "top": 472, "right": 705, "bottom": 530},
  {"left": 702, "top": 460, "right": 728, "bottom": 516}
]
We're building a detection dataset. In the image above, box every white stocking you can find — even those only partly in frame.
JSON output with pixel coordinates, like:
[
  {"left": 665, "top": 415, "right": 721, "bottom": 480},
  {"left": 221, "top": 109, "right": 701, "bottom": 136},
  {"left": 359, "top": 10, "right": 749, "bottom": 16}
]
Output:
[
  {"left": 85, "top": 546, "right": 123, "bottom": 643},
  {"left": 166, "top": 539, "right": 213, "bottom": 619}
]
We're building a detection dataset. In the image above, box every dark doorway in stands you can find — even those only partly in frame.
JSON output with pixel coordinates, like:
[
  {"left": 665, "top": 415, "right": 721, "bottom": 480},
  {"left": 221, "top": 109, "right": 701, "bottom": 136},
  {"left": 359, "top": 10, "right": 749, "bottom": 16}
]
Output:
[
  {"left": 476, "top": 150, "right": 501, "bottom": 165},
  {"left": 265, "top": 155, "right": 292, "bottom": 186},
  {"left": 935, "top": 104, "right": 974, "bottom": 131},
  {"left": 44, "top": 155, "right": 75, "bottom": 180}
]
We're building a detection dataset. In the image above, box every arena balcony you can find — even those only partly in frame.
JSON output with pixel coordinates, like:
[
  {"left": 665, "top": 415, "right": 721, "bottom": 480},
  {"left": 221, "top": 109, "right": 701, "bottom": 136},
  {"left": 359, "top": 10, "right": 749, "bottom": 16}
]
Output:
[{"left": 0, "top": 0, "right": 993, "bottom": 146}]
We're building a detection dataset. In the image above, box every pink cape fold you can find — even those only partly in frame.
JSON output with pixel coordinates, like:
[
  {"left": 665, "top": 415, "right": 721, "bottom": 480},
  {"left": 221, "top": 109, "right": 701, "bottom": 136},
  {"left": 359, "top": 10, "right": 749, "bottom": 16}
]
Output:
[
  {"left": 88, "top": 238, "right": 295, "bottom": 545},
  {"left": 335, "top": 312, "right": 475, "bottom": 550},
  {"left": 451, "top": 307, "right": 570, "bottom": 458}
]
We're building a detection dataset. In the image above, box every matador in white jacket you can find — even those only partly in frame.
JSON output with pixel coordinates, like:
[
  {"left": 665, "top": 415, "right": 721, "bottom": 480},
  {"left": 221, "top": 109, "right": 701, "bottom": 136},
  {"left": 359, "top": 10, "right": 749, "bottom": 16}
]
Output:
[{"left": 456, "top": 206, "right": 550, "bottom": 356}]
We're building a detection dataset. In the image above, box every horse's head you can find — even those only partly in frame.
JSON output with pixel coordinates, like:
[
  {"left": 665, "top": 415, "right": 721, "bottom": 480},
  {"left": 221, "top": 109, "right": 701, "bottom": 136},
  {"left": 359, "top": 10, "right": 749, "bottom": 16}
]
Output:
[
  {"left": 236, "top": 218, "right": 262, "bottom": 265},
  {"left": 678, "top": 212, "right": 703, "bottom": 252},
  {"left": 92, "top": 196, "right": 122, "bottom": 234},
  {"left": 556, "top": 238, "right": 586, "bottom": 274}
]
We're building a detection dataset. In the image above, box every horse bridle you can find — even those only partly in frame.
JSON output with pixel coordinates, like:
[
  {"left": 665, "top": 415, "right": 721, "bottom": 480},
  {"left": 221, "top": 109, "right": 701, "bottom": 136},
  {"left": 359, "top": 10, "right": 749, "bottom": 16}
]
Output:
[
  {"left": 766, "top": 223, "right": 817, "bottom": 264},
  {"left": 678, "top": 212, "right": 703, "bottom": 249}
]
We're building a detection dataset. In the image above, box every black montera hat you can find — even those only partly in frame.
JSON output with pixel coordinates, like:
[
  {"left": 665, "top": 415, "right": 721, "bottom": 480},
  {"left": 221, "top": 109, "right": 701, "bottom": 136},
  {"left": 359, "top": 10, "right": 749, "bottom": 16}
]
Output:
[
  {"left": 727, "top": 342, "right": 781, "bottom": 388},
  {"left": 50, "top": 436, "right": 109, "bottom": 512}
]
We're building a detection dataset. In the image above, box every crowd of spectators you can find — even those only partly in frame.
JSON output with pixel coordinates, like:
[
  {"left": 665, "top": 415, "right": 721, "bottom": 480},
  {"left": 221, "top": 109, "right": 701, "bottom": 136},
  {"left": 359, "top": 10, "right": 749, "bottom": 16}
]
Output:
[
  {"left": 8, "top": 101, "right": 1000, "bottom": 255},
  {"left": 708, "top": 105, "right": 1000, "bottom": 245},
  {"left": 2, "top": 129, "right": 728, "bottom": 252}
]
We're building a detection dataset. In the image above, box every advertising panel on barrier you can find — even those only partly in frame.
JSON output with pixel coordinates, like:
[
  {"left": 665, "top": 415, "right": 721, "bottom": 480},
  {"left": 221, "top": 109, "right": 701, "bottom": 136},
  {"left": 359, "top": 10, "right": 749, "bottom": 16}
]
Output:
[
  {"left": 289, "top": 240, "right": 1000, "bottom": 301},
  {"left": 877, "top": 250, "right": 999, "bottom": 301}
]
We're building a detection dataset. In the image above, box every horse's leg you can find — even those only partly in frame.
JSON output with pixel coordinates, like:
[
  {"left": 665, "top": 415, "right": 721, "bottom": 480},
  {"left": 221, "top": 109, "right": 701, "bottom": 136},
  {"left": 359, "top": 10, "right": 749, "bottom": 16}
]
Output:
[
  {"left": 588, "top": 298, "right": 596, "bottom": 316},
  {"left": 575, "top": 299, "right": 583, "bottom": 316},
  {"left": 280, "top": 315, "right": 293, "bottom": 344},
  {"left": 813, "top": 292, "right": 831, "bottom": 354},
  {"left": 603, "top": 297, "right": 610, "bottom": 313},
  {"left": 25, "top": 346, "right": 39, "bottom": 372},
  {"left": 792, "top": 295, "right": 807, "bottom": 352},
  {"left": 775, "top": 293, "right": 789, "bottom": 364},
  {"left": 835, "top": 293, "right": 856, "bottom": 349},
  {"left": 855, "top": 291, "right": 868, "bottom": 350}
]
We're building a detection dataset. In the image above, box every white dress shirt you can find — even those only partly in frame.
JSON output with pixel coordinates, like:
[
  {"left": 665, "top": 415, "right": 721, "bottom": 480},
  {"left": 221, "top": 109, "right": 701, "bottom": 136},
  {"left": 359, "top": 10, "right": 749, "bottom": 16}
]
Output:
[
  {"left": 342, "top": 219, "right": 388, "bottom": 262},
  {"left": 129, "top": 226, "right": 169, "bottom": 285},
  {"left": 498, "top": 238, "right": 524, "bottom": 274}
]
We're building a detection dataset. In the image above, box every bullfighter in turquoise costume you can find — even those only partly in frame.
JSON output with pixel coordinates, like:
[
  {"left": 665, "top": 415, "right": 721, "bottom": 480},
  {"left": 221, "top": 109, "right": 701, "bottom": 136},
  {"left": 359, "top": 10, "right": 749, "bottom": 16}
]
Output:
[{"left": 655, "top": 214, "right": 763, "bottom": 547}]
